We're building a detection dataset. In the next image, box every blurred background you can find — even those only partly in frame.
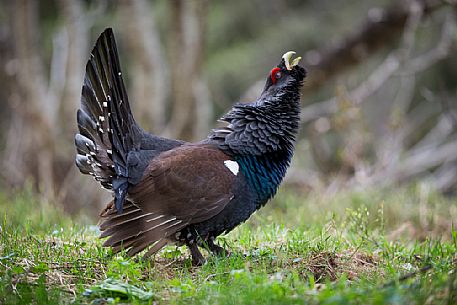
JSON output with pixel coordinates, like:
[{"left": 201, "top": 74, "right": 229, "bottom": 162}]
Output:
[{"left": 0, "top": 0, "right": 456, "bottom": 220}]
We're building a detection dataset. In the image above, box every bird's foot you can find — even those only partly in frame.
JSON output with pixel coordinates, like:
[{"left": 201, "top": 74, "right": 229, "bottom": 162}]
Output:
[
  {"left": 188, "top": 242, "right": 206, "bottom": 266},
  {"left": 208, "top": 239, "right": 231, "bottom": 258},
  {"left": 192, "top": 255, "right": 206, "bottom": 266}
]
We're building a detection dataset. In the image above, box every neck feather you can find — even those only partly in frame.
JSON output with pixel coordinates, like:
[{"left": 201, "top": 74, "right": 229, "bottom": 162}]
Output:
[
  {"left": 209, "top": 96, "right": 300, "bottom": 156},
  {"left": 208, "top": 94, "right": 301, "bottom": 202},
  {"left": 235, "top": 151, "right": 292, "bottom": 203}
]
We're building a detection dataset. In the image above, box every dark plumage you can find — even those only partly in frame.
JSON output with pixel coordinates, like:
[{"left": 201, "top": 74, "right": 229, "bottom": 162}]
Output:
[{"left": 75, "top": 28, "right": 306, "bottom": 265}]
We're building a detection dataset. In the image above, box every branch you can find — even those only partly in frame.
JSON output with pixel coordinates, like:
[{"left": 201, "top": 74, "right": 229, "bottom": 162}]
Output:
[
  {"left": 300, "top": 54, "right": 399, "bottom": 123},
  {"left": 396, "top": 138, "right": 457, "bottom": 181},
  {"left": 402, "top": 10, "right": 456, "bottom": 74},
  {"left": 410, "top": 114, "right": 455, "bottom": 154},
  {"left": 301, "top": 10, "right": 456, "bottom": 124},
  {"left": 302, "top": 0, "right": 445, "bottom": 94},
  {"left": 431, "top": 159, "right": 457, "bottom": 192},
  {"left": 242, "top": 0, "right": 448, "bottom": 102},
  {"left": 439, "top": 91, "right": 457, "bottom": 129},
  {"left": 120, "top": 0, "right": 169, "bottom": 132}
]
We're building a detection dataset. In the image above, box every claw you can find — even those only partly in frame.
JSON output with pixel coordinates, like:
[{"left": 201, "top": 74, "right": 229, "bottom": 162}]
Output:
[{"left": 282, "top": 51, "right": 302, "bottom": 70}]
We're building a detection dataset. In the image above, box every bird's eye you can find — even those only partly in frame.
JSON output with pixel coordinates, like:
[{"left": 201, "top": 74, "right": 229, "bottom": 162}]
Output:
[{"left": 270, "top": 67, "right": 282, "bottom": 84}]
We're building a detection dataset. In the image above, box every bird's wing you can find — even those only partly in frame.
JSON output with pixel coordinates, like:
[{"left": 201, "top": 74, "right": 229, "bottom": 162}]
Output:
[
  {"left": 75, "top": 28, "right": 183, "bottom": 210},
  {"left": 131, "top": 144, "right": 237, "bottom": 221},
  {"left": 99, "top": 144, "right": 238, "bottom": 256}
]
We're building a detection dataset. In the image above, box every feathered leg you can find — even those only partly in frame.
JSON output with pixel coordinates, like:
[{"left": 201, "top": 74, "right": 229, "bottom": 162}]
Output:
[{"left": 187, "top": 242, "right": 205, "bottom": 266}]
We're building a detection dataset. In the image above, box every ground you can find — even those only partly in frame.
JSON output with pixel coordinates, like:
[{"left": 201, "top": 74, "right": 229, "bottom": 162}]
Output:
[{"left": 0, "top": 185, "right": 456, "bottom": 304}]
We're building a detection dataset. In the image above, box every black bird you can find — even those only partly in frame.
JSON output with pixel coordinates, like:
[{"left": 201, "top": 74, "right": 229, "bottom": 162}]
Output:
[{"left": 75, "top": 28, "right": 306, "bottom": 265}]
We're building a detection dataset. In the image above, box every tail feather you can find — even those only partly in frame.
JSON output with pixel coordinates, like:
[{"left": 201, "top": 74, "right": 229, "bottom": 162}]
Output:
[
  {"left": 100, "top": 201, "right": 139, "bottom": 218},
  {"left": 99, "top": 201, "right": 186, "bottom": 257},
  {"left": 75, "top": 28, "right": 141, "bottom": 211},
  {"left": 75, "top": 134, "right": 96, "bottom": 155},
  {"left": 75, "top": 106, "right": 114, "bottom": 189},
  {"left": 99, "top": 209, "right": 144, "bottom": 230},
  {"left": 75, "top": 154, "right": 92, "bottom": 175}
]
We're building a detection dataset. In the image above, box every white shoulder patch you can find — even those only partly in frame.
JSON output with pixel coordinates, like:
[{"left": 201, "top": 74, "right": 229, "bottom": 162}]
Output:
[{"left": 224, "top": 160, "right": 239, "bottom": 176}]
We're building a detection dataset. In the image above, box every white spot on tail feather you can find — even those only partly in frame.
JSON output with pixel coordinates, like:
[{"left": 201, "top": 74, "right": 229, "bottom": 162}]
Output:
[
  {"left": 224, "top": 160, "right": 239, "bottom": 176},
  {"left": 214, "top": 128, "right": 231, "bottom": 134}
]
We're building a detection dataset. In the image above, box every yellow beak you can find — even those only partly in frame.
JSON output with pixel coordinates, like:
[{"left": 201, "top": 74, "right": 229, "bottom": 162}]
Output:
[{"left": 282, "top": 51, "right": 302, "bottom": 71}]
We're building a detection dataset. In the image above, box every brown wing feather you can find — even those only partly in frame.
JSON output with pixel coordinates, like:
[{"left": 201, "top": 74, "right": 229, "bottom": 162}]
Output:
[{"left": 99, "top": 144, "right": 236, "bottom": 257}]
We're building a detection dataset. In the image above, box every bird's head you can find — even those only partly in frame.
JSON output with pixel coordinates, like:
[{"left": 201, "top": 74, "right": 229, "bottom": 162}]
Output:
[
  {"left": 259, "top": 51, "right": 306, "bottom": 103},
  {"left": 209, "top": 51, "right": 306, "bottom": 157}
]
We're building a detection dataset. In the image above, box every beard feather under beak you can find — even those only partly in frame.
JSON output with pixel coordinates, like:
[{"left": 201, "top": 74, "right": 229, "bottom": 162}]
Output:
[{"left": 282, "top": 51, "right": 302, "bottom": 70}]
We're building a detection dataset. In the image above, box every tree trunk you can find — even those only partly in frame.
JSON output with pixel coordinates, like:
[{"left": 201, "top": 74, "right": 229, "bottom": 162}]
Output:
[{"left": 166, "top": 0, "right": 209, "bottom": 141}]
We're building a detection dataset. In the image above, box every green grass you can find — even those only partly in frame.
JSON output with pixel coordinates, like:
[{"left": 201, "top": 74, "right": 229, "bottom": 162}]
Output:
[{"left": 0, "top": 186, "right": 456, "bottom": 304}]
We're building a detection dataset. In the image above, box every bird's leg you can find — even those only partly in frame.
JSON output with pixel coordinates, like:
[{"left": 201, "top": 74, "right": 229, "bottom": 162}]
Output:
[
  {"left": 208, "top": 237, "right": 231, "bottom": 257},
  {"left": 187, "top": 242, "right": 205, "bottom": 266}
]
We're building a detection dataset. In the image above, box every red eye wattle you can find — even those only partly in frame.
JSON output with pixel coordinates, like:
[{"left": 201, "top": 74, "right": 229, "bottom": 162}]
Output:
[{"left": 270, "top": 67, "right": 282, "bottom": 84}]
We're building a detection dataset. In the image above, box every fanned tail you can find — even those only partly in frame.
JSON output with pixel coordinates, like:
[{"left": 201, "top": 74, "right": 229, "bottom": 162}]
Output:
[{"left": 75, "top": 28, "right": 142, "bottom": 212}]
